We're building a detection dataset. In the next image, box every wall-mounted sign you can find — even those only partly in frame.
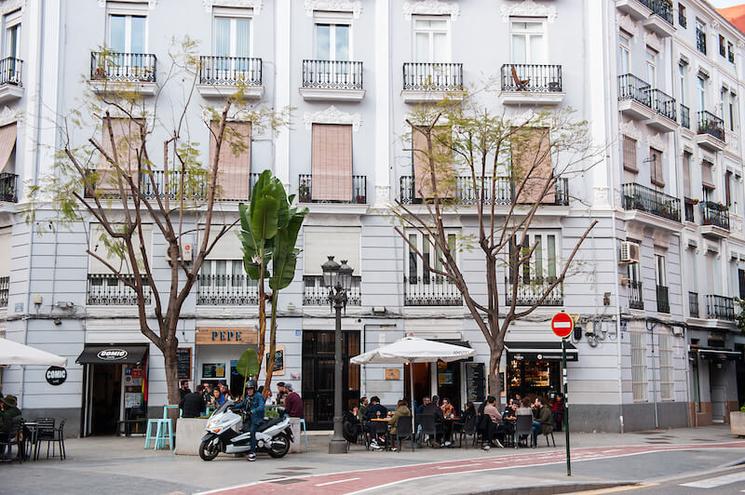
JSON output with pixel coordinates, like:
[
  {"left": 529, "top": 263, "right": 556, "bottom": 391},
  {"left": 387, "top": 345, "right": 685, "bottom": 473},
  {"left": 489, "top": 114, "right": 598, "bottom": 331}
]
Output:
[
  {"left": 177, "top": 348, "right": 192, "bottom": 380},
  {"left": 202, "top": 363, "right": 226, "bottom": 379},
  {"left": 45, "top": 366, "right": 67, "bottom": 386},
  {"left": 97, "top": 348, "right": 128, "bottom": 361},
  {"left": 266, "top": 346, "right": 285, "bottom": 376},
  {"left": 384, "top": 368, "right": 401, "bottom": 380},
  {"left": 196, "top": 327, "right": 258, "bottom": 345}
]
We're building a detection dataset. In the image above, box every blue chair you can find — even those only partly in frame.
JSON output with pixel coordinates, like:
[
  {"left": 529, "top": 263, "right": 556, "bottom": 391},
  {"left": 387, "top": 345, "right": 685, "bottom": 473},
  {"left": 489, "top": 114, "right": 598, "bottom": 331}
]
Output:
[{"left": 144, "top": 405, "right": 179, "bottom": 450}]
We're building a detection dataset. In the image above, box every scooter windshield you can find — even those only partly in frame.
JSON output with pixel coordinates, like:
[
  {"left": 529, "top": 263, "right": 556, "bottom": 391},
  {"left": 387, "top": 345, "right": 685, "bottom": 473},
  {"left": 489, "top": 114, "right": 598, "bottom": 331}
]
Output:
[{"left": 211, "top": 399, "right": 236, "bottom": 416}]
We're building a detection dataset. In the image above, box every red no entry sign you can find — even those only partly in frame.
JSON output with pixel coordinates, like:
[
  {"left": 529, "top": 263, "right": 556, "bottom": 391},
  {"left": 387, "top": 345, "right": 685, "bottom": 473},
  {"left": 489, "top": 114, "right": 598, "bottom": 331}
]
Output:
[{"left": 551, "top": 311, "right": 574, "bottom": 339}]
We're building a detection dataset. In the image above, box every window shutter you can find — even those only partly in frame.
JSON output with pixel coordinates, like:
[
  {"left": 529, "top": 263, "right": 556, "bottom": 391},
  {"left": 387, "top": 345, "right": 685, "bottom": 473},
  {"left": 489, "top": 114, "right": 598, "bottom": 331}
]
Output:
[
  {"left": 411, "top": 125, "right": 454, "bottom": 200},
  {"left": 100, "top": 117, "right": 142, "bottom": 173},
  {"left": 623, "top": 136, "right": 637, "bottom": 173},
  {"left": 650, "top": 148, "right": 664, "bottom": 188},
  {"left": 311, "top": 124, "right": 353, "bottom": 201},
  {"left": 702, "top": 160, "right": 715, "bottom": 189},
  {"left": 725, "top": 170, "right": 732, "bottom": 206},
  {"left": 0, "top": 124, "right": 17, "bottom": 172},
  {"left": 210, "top": 121, "right": 251, "bottom": 201},
  {"left": 683, "top": 151, "right": 691, "bottom": 197},
  {"left": 511, "top": 127, "right": 554, "bottom": 204}
]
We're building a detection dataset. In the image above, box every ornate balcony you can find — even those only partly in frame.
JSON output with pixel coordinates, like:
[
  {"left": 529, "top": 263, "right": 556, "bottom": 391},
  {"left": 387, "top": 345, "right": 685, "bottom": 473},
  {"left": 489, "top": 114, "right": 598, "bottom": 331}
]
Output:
[
  {"left": 198, "top": 56, "right": 263, "bottom": 99},
  {"left": 90, "top": 51, "right": 157, "bottom": 95},
  {"left": 0, "top": 276, "right": 8, "bottom": 308},
  {"left": 643, "top": 0, "right": 675, "bottom": 37},
  {"left": 616, "top": 0, "right": 652, "bottom": 20},
  {"left": 688, "top": 291, "right": 699, "bottom": 318},
  {"left": 705, "top": 294, "right": 735, "bottom": 321},
  {"left": 700, "top": 201, "right": 730, "bottom": 238},
  {"left": 656, "top": 285, "right": 670, "bottom": 313},
  {"left": 87, "top": 274, "right": 151, "bottom": 306},
  {"left": 197, "top": 274, "right": 259, "bottom": 306},
  {"left": 647, "top": 88, "right": 677, "bottom": 131},
  {"left": 696, "top": 111, "right": 726, "bottom": 151},
  {"left": 504, "top": 279, "right": 563, "bottom": 306},
  {"left": 618, "top": 74, "right": 654, "bottom": 120},
  {"left": 303, "top": 275, "right": 361, "bottom": 306},
  {"left": 621, "top": 183, "right": 681, "bottom": 223},
  {"left": 402, "top": 62, "right": 464, "bottom": 103},
  {"left": 0, "top": 57, "right": 23, "bottom": 104},
  {"left": 300, "top": 59, "right": 364, "bottom": 101},
  {"left": 0, "top": 173, "right": 18, "bottom": 203},
  {"left": 404, "top": 275, "right": 461, "bottom": 306},
  {"left": 629, "top": 281, "right": 644, "bottom": 310},
  {"left": 500, "top": 64, "right": 564, "bottom": 105},
  {"left": 297, "top": 174, "right": 367, "bottom": 204}
]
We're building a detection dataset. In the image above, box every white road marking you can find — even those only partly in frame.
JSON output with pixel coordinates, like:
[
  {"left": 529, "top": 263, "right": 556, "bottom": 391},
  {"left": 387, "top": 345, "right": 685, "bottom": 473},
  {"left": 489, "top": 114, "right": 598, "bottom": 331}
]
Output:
[
  {"left": 681, "top": 471, "right": 745, "bottom": 488},
  {"left": 315, "top": 477, "right": 361, "bottom": 487}
]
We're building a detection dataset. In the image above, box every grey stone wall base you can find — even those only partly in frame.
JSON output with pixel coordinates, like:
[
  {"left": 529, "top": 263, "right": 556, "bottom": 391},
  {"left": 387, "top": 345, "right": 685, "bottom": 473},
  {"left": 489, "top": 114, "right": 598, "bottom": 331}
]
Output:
[{"left": 21, "top": 408, "right": 81, "bottom": 438}]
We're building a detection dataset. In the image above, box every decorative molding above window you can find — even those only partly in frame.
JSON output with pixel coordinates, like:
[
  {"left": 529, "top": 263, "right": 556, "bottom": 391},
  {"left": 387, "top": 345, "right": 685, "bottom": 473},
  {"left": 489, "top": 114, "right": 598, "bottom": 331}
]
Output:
[
  {"left": 620, "top": 120, "right": 641, "bottom": 141},
  {"left": 98, "top": 0, "right": 158, "bottom": 9},
  {"left": 0, "top": 106, "right": 20, "bottom": 127},
  {"left": 402, "top": 0, "right": 459, "bottom": 21},
  {"left": 648, "top": 132, "right": 666, "bottom": 151},
  {"left": 618, "top": 14, "right": 637, "bottom": 36},
  {"left": 501, "top": 0, "right": 557, "bottom": 23},
  {"left": 644, "top": 31, "right": 661, "bottom": 52},
  {"left": 203, "top": 0, "right": 262, "bottom": 14},
  {"left": 305, "top": 0, "right": 361, "bottom": 18},
  {"left": 304, "top": 106, "right": 361, "bottom": 131},
  {"left": 1, "top": 0, "right": 26, "bottom": 14}
]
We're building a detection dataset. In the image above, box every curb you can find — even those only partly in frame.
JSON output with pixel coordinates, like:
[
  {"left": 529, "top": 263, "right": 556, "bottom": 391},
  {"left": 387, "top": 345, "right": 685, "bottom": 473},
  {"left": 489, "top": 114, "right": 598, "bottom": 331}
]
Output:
[{"left": 465, "top": 482, "right": 638, "bottom": 495}]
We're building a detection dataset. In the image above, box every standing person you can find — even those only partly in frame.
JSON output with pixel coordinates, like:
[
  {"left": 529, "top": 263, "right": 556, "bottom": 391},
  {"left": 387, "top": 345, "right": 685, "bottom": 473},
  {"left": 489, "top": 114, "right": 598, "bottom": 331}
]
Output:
[
  {"left": 179, "top": 380, "right": 191, "bottom": 401},
  {"left": 551, "top": 393, "right": 564, "bottom": 432},
  {"left": 202, "top": 383, "right": 213, "bottom": 403},
  {"left": 235, "top": 380, "right": 265, "bottom": 462},
  {"left": 180, "top": 385, "right": 206, "bottom": 418},
  {"left": 0, "top": 395, "right": 21, "bottom": 459},
  {"left": 275, "top": 382, "right": 288, "bottom": 405},
  {"left": 283, "top": 383, "right": 304, "bottom": 418}
]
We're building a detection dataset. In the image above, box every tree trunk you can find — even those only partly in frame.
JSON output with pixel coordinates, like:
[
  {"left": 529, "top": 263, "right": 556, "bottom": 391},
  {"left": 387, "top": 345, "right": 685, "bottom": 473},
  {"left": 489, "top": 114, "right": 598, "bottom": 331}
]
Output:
[
  {"left": 264, "top": 292, "right": 279, "bottom": 391},
  {"left": 487, "top": 341, "right": 504, "bottom": 406},
  {"left": 162, "top": 335, "right": 181, "bottom": 421}
]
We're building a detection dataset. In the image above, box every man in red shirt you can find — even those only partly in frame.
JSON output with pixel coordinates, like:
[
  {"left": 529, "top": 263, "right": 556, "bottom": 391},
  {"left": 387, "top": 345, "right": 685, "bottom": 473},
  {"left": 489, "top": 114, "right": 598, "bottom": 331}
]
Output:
[{"left": 283, "top": 383, "right": 304, "bottom": 418}]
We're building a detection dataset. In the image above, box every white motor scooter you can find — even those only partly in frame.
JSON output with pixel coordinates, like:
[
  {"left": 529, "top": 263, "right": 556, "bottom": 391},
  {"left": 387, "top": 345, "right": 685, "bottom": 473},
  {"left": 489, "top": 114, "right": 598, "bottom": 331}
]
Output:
[{"left": 199, "top": 400, "right": 293, "bottom": 461}]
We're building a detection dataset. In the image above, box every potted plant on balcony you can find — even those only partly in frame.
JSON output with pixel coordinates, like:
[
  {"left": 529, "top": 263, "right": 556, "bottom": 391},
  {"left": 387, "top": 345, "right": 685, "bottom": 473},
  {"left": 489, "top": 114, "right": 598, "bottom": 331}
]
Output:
[
  {"left": 731, "top": 404, "right": 745, "bottom": 436},
  {"left": 298, "top": 182, "right": 310, "bottom": 203}
]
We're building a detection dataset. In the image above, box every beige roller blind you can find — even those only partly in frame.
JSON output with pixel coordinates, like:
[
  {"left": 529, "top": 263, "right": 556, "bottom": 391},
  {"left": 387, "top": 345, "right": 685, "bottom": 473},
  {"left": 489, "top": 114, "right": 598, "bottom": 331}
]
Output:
[
  {"left": 683, "top": 152, "right": 691, "bottom": 197},
  {"left": 0, "top": 228, "right": 10, "bottom": 277},
  {"left": 311, "top": 124, "right": 353, "bottom": 201},
  {"left": 100, "top": 117, "right": 142, "bottom": 172},
  {"left": 702, "top": 160, "right": 715, "bottom": 189},
  {"left": 650, "top": 148, "right": 664, "bottom": 188},
  {"left": 203, "top": 225, "right": 243, "bottom": 260},
  {"left": 88, "top": 223, "right": 153, "bottom": 274},
  {"left": 210, "top": 121, "right": 251, "bottom": 201},
  {"left": 303, "top": 226, "right": 360, "bottom": 276},
  {"left": 623, "top": 136, "right": 637, "bottom": 173},
  {"left": 0, "top": 124, "right": 17, "bottom": 172},
  {"left": 412, "top": 125, "right": 454, "bottom": 200},
  {"left": 511, "top": 127, "right": 554, "bottom": 204}
]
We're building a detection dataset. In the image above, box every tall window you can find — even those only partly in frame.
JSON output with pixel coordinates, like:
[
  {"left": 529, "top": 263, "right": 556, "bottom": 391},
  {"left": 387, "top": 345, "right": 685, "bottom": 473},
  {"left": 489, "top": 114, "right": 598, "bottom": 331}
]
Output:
[
  {"left": 4, "top": 10, "right": 21, "bottom": 59},
  {"left": 109, "top": 14, "right": 146, "bottom": 54},
  {"left": 509, "top": 232, "right": 558, "bottom": 284},
  {"left": 678, "top": 3, "right": 687, "bottom": 27},
  {"left": 511, "top": 18, "right": 546, "bottom": 64},
  {"left": 728, "top": 41, "right": 735, "bottom": 63},
  {"left": 678, "top": 63, "right": 687, "bottom": 105},
  {"left": 315, "top": 22, "right": 350, "bottom": 60},
  {"left": 413, "top": 16, "right": 449, "bottom": 63},
  {"left": 650, "top": 147, "right": 664, "bottom": 188},
  {"left": 618, "top": 33, "right": 631, "bottom": 75},
  {"left": 406, "top": 231, "right": 457, "bottom": 285},
  {"left": 696, "top": 19, "right": 706, "bottom": 54},
  {"left": 725, "top": 170, "right": 733, "bottom": 208},
  {"left": 201, "top": 259, "right": 254, "bottom": 288},
  {"left": 646, "top": 48, "right": 657, "bottom": 88},
  {"left": 659, "top": 330, "right": 674, "bottom": 401},
  {"left": 630, "top": 324, "right": 648, "bottom": 402},
  {"left": 623, "top": 136, "right": 638, "bottom": 174},
  {"left": 719, "top": 34, "right": 726, "bottom": 57},
  {"left": 214, "top": 15, "right": 251, "bottom": 59},
  {"left": 655, "top": 254, "right": 666, "bottom": 288},
  {"left": 697, "top": 74, "right": 706, "bottom": 111}
]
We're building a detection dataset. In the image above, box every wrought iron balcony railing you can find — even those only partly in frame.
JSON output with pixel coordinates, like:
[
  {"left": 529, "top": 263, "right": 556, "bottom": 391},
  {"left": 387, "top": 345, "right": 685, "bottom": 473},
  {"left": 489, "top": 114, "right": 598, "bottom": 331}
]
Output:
[
  {"left": 656, "top": 285, "right": 670, "bottom": 313},
  {"left": 197, "top": 274, "right": 259, "bottom": 305},
  {"left": 705, "top": 294, "right": 735, "bottom": 320},
  {"left": 199, "top": 56, "right": 262, "bottom": 86},
  {"left": 0, "top": 276, "right": 8, "bottom": 308},
  {"left": 618, "top": 74, "right": 651, "bottom": 106},
  {"left": 696, "top": 28, "right": 707, "bottom": 54},
  {"left": 302, "top": 59, "right": 363, "bottom": 90},
  {"left": 87, "top": 274, "right": 151, "bottom": 305},
  {"left": 399, "top": 176, "right": 569, "bottom": 206},
  {"left": 688, "top": 291, "right": 699, "bottom": 318},
  {"left": 90, "top": 51, "right": 157, "bottom": 83},
  {"left": 680, "top": 104, "right": 690, "bottom": 129},
  {"left": 700, "top": 201, "right": 730, "bottom": 230},
  {"left": 697, "top": 110, "right": 725, "bottom": 142},
  {"left": 0, "top": 57, "right": 22, "bottom": 87},
  {"left": 303, "top": 275, "right": 361, "bottom": 306},
  {"left": 298, "top": 174, "right": 367, "bottom": 204},
  {"left": 649, "top": 0, "right": 674, "bottom": 25},
  {"left": 504, "top": 278, "right": 563, "bottom": 306},
  {"left": 621, "top": 183, "right": 681, "bottom": 222},
  {"left": 648, "top": 88, "right": 677, "bottom": 121},
  {"left": 629, "top": 281, "right": 644, "bottom": 310},
  {"left": 500, "top": 64, "right": 562, "bottom": 93},
  {"left": 403, "top": 62, "right": 463, "bottom": 92},
  {"left": 404, "top": 275, "right": 462, "bottom": 306},
  {"left": 0, "top": 173, "right": 18, "bottom": 203}
]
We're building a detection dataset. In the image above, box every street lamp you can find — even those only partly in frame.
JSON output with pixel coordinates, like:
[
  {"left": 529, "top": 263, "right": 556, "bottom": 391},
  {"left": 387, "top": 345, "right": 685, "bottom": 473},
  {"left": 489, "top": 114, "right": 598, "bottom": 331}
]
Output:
[{"left": 322, "top": 256, "right": 354, "bottom": 454}]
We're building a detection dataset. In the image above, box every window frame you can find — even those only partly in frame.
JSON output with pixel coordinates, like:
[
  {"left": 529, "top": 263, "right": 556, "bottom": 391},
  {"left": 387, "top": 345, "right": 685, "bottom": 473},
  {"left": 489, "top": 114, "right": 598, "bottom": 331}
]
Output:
[
  {"left": 618, "top": 32, "right": 631, "bottom": 76},
  {"left": 510, "top": 16, "right": 548, "bottom": 65},
  {"left": 3, "top": 10, "right": 21, "bottom": 60},
  {"left": 314, "top": 20, "right": 352, "bottom": 61},
  {"left": 658, "top": 331, "right": 674, "bottom": 402},
  {"left": 212, "top": 11, "right": 254, "bottom": 59},
  {"left": 406, "top": 229, "right": 458, "bottom": 286},
  {"left": 645, "top": 47, "right": 657, "bottom": 89},
  {"left": 106, "top": 13, "right": 148, "bottom": 54},
  {"left": 411, "top": 14, "right": 451, "bottom": 63},
  {"left": 655, "top": 254, "right": 667, "bottom": 287},
  {"left": 630, "top": 325, "right": 648, "bottom": 402}
]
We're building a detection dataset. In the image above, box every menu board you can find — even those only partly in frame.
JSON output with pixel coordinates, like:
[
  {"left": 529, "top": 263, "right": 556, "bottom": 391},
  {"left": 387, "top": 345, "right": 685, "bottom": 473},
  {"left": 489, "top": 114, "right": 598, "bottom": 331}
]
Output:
[
  {"left": 265, "top": 346, "right": 285, "bottom": 376},
  {"left": 465, "top": 363, "right": 486, "bottom": 403},
  {"left": 202, "top": 363, "right": 226, "bottom": 379},
  {"left": 177, "top": 348, "right": 192, "bottom": 380}
]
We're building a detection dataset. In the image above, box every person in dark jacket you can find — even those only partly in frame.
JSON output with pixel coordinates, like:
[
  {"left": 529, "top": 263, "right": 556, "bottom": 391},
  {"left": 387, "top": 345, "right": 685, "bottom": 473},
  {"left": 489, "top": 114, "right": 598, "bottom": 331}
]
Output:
[
  {"left": 234, "top": 381, "right": 265, "bottom": 462},
  {"left": 364, "top": 396, "right": 388, "bottom": 420},
  {"left": 180, "top": 385, "right": 206, "bottom": 418},
  {"left": 283, "top": 383, "right": 304, "bottom": 418},
  {"left": 0, "top": 395, "right": 21, "bottom": 458}
]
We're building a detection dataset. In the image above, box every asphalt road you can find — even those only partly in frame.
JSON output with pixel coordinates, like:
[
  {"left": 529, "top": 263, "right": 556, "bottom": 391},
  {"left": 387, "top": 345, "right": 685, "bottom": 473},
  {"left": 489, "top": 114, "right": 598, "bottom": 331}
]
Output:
[{"left": 571, "top": 465, "right": 745, "bottom": 494}]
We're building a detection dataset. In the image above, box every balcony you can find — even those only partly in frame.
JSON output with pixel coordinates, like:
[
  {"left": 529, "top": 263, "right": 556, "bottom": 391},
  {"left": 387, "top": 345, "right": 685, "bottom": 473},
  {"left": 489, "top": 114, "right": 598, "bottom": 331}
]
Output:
[
  {"left": 402, "top": 62, "right": 464, "bottom": 103},
  {"left": 700, "top": 201, "right": 730, "bottom": 238},
  {"left": 656, "top": 285, "right": 670, "bottom": 313},
  {"left": 689, "top": 291, "right": 699, "bottom": 318},
  {"left": 680, "top": 104, "right": 690, "bottom": 130},
  {"left": 0, "top": 276, "right": 8, "bottom": 308},
  {"left": 618, "top": 74, "right": 654, "bottom": 120},
  {"left": 616, "top": 0, "right": 652, "bottom": 20},
  {"left": 404, "top": 275, "right": 461, "bottom": 306},
  {"left": 696, "top": 111, "right": 726, "bottom": 151},
  {"left": 0, "top": 57, "right": 23, "bottom": 104},
  {"left": 303, "top": 275, "right": 361, "bottom": 306},
  {"left": 197, "top": 274, "right": 259, "bottom": 306},
  {"left": 87, "top": 274, "right": 151, "bottom": 306},
  {"left": 705, "top": 294, "right": 735, "bottom": 321},
  {"left": 505, "top": 279, "right": 563, "bottom": 306},
  {"left": 298, "top": 174, "right": 367, "bottom": 204},
  {"left": 629, "top": 281, "right": 644, "bottom": 310},
  {"left": 643, "top": 0, "right": 675, "bottom": 37},
  {"left": 646, "top": 88, "right": 677, "bottom": 132},
  {"left": 499, "top": 64, "right": 564, "bottom": 105},
  {"left": 621, "top": 183, "right": 681, "bottom": 223},
  {"left": 398, "top": 176, "right": 569, "bottom": 207},
  {"left": 0, "top": 173, "right": 18, "bottom": 203},
  {"left": 197, "top": 56, "right": 263, "bottom": 99},
  {"left": 300, "top": 60, "right": 364, "bottom": 101},
  {"left": 90, "top": 51, "right": 157, "bottom": 95}
]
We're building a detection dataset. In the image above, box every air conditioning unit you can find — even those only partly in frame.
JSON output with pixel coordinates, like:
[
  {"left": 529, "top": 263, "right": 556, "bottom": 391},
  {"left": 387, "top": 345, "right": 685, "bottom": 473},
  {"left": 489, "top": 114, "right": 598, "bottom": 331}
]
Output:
[{"left": 619, "top": 241, "right": 640, "bottom": 264}]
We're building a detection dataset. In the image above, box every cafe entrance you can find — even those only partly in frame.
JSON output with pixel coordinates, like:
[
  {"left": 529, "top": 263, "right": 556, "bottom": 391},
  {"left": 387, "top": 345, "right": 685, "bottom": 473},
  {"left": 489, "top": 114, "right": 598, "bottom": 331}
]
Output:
[{"left": 195, "top": 326, "right": 259, "bottom": 395}]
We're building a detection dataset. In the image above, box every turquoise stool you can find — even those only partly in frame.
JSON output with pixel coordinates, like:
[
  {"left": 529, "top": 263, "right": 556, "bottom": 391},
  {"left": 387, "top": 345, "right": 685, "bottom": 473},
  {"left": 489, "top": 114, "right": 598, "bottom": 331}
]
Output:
[
  {"left": 299, "top": 418, "right": 309, "bottom": 449},
  {"left": 144, "top": 405, "right": 179, "bottom": 450}
]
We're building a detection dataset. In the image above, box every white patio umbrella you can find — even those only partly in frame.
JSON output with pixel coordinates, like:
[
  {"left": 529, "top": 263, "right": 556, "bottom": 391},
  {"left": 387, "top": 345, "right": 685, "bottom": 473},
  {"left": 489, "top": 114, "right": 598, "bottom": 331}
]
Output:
[
  {"left": 350, "top": 336, "right": 476, "bottom": 445},
  {"left": 0, "top": 337, "right": 67, "bottom": 367}
]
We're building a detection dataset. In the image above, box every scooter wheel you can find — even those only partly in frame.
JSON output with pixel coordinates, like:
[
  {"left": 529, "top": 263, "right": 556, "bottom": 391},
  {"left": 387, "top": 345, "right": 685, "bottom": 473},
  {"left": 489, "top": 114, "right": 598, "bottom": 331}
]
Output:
[
  {"left": 199, "top": 438, "right": 222, "bottom": 461},
  {"left": 267, "top": 432, "right": 291, "bottom": 458}
]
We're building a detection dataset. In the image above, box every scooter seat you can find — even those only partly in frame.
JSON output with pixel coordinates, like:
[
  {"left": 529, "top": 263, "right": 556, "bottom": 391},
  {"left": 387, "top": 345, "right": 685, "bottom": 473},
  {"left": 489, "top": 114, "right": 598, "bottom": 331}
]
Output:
[{"left": 258, "top": 417, "right": 283, "bottom": 432}]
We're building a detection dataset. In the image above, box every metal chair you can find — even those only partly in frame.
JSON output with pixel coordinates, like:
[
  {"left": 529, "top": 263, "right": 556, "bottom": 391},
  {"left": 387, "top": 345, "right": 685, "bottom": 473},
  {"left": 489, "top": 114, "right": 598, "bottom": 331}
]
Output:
[
  {"left": 514, "top": 414, "right": 534, "bottom": 448},
  {"left": 34, "top": 418, "right": 55, "bottom": 460},
  {"left": 417, "top": 414, "right": 437, "bottom": 447},
  {"left": 457, "top": 415, "right": 477, "bottom": 448},
  {"left": 395, "top": 416, "right": 415, "bottom": 452}
]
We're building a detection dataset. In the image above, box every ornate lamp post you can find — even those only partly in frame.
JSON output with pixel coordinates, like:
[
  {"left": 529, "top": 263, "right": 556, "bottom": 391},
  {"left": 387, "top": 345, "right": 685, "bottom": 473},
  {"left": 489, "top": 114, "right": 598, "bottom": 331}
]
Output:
[{"left": 322, "top": 256, "right": 354, "bottom": 454}]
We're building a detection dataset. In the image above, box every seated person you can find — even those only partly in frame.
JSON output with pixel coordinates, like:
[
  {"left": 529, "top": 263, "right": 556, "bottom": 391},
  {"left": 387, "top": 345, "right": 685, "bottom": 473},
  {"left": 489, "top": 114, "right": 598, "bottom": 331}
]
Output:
[
  {"left": 481, "top": 396, "right": 504, "bottom": 449},
  {"left": 364, "top": 396, "right": 388, "bottom": 420},
  {"left": 532, "top": 397, "right": 553, "bottom": 442},
  {"left": 386, "top": 399, "right": 412, "bottom": 450}
]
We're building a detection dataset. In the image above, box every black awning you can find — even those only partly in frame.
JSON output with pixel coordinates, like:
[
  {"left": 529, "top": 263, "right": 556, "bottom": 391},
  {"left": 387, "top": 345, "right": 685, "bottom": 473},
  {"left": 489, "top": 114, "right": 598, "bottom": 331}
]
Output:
[
  {"left": 691, "top": 347, "right": 742, "bottom": 361},
  {"left": 505, "top": 341, "right": 578, "bottom": 362},
  {"left": 76, "top": 344, "right": 149, "bottom": 365},
  {"left": 437, "top": 339, "right": 471, "bottom": 348}
]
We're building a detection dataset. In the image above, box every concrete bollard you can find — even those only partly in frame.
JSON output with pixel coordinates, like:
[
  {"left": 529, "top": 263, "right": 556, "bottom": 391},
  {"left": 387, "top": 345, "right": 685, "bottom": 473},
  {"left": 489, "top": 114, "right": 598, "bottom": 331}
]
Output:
[
  {"left": 175, "top": 418, "right": 208, "bottom": 455},
  {"left": 289, "top": 417, "right": 303, "bottom": 453}
]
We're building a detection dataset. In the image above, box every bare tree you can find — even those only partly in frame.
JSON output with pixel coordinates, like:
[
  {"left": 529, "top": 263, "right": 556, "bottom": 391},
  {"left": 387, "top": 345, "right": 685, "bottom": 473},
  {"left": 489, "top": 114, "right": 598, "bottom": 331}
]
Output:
[
  {"left": 29, "top": 41, "right": 288, "bottom": 407},
  {"left": 394, "top": 98, "right": 601, "bottom": 399}
]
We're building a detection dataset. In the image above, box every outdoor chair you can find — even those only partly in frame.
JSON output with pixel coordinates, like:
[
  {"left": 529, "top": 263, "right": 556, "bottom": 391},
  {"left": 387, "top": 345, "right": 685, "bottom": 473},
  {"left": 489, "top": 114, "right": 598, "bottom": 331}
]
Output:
[
  {"left": 0, "top": 417, "right": 24, "bottom": 463},
  {"left": 395, "top": 416, "right": 415, "bottom": 452},
  {"left": 458, "top": 415, "right": 477, "bottom": 448},
  {"left": 417, "top": 414, "right": 437, "bottom": 447},
  {"left": 48, "top": 419, "right": 66, "bottom": 460},
  {"left": 366, "top": 420, "right": 389, "bottom": 451},
  {"left": 514, "top": 414, "right": 534, "bottom": 448},
  {"left": 33, "top": 417, "right": 55, "bottom": 460},
  {"left": 541, "top": 423, "right": 556, "bottom": 447},
  {"left": 511, "top": 65, "right": 530, "bottom": 91}
]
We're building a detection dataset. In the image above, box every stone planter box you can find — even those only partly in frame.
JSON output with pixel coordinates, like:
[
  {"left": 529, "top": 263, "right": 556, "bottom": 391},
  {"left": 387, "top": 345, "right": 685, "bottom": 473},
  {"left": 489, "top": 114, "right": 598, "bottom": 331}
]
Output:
[
  {"left": 289, "top": 417, "right": 304, "bottom": 453},
  {"left": 731, "top": 411, "right": 745, "bottom": 436},
  {"left": 175, "top": 418, "right": 208, "bottom": 456}
]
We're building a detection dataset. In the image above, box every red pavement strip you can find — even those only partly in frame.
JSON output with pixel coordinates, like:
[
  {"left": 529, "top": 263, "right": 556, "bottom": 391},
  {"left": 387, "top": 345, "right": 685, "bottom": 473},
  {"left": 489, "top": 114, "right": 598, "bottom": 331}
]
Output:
[{"left": 196, "top": 441, "right": 745, "bottom": 495}]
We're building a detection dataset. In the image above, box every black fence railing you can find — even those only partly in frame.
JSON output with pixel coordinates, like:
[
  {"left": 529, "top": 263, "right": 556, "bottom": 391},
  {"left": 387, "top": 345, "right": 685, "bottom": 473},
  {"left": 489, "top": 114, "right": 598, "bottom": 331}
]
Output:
[
  {"left": 302, "top": 59, "right": 363, "bottom": 90},
  {"left": 298, "top": 174, "right": 367, "bottom": 204},
  {"left": 680, "top": 104, "right": 690, "bottom": 129},
  {"left": 697, "top": 110, "right": 725, "bottom": 142},
  {"left": 0, "top": 173, "right": 18, "bottom": 203},
  {"left": 649, "top": 88, "right": 677, "bottom": 121},
  {"left": 87, "top": 274, "right": 151, "bottom": 305},
  {"left": 629, "top": 281, "right": 644, "bottom": 310},
  {"left": 303, "top": 275, "right": 361, "bottom": 306},
  {"left": 705, "top": 294, "right": 735, "bottom": 320},
  {"left": 618, "top": 74, "right": 651, "bottom": 106},
  {"left": 689, "top": 291, "right": 699, "bottom": 318},
  {"left": 199, "top": 56, "right": 262, "bottom": 86},
  {"left": 621, "top": 183, "right": 681, "bottom": 222},
  {"left": 197, "top": 274, "right": 259, "bottom": 305},
  {"left": 505, "top": 279, "right": 563, "bottom": 306},
  {"left": 684, "top": 198, "right": 695, "bottom": 222},
  {"left": 696, "top": 28, "right": 707, "bottom": 54},
  {"left": 90, "top": 51, "right": 157, "bottom": 83},
  {"left": 399, "top": 176, "right": 569, "bottom": 206},
  {"left": 500, "top": 64, "right": 562, "bottom": 93},
  {"left": 656, "top": 285, "right": 670, "bottom": 313},
  {"left": 700, "top": 201, "right": 730, "bottom": 230},
  {"left": 404, "top": 275, "right": 462, "bottom": 306},
  {"left": 649, "top": 0, "right": 674, "bottom": 25},
  {"left": 403, "top": 62, "right": 463, "bottom": 92},
  {"left": 0, "top": 57, "right": 22, "bottom": 87},
  {"left": 0, "top": 276, "right": 8, "bottom": 308}
]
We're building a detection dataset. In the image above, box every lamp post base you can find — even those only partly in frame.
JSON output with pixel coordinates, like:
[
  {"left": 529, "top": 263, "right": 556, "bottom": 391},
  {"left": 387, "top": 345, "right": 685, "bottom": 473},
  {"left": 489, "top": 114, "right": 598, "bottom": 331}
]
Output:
[{"left": 328, "top": 437, "right": 348, "bottom": 454}]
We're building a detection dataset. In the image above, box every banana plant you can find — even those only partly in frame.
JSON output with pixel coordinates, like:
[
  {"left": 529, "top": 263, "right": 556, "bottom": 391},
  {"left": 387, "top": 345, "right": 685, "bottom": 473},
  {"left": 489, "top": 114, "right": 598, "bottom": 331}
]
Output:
[{"left": 236, "top": 348, "right": 259, "bottom": 399}]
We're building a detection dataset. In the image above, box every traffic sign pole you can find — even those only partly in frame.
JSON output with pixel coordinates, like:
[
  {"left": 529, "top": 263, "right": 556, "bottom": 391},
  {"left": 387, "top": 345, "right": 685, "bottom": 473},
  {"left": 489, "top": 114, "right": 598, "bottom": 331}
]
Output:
[{"left": 562, "top": 336, "right": 571, "bottom": 477}]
